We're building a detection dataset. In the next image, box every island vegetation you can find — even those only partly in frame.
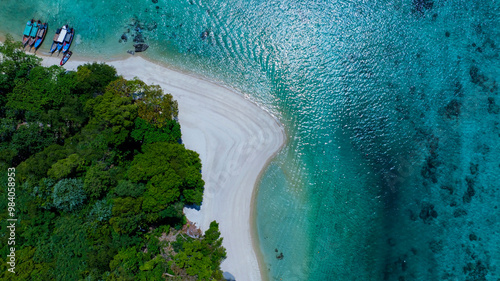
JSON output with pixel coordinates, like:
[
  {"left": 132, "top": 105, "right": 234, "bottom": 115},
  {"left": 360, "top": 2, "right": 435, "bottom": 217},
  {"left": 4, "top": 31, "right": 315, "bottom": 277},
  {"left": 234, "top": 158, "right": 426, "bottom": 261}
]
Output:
[{"left": 0, "top": 35, "right": 226, "bottom": 280}]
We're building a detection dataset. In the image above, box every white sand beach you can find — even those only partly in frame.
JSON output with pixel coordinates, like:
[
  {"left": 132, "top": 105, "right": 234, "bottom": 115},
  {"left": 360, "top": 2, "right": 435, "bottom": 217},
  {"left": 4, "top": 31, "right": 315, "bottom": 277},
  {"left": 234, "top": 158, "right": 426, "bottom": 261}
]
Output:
[{"left": 40, "top": 55, "right": 285, "bottom": 280}]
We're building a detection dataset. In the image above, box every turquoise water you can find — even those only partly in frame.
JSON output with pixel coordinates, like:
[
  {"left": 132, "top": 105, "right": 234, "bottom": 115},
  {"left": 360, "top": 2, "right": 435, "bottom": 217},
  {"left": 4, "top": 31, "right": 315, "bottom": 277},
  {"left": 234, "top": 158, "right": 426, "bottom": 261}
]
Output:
[{"left": 1, "top": 0, "right": 500, "bottom": 280}]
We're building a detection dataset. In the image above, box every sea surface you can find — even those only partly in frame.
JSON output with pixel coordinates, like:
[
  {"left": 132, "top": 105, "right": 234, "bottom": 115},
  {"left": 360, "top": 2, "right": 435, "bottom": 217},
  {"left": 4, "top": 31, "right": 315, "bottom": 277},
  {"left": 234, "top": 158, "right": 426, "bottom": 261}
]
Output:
[{"left": 1, "top": 0, "right": 499, "bottom": 280}]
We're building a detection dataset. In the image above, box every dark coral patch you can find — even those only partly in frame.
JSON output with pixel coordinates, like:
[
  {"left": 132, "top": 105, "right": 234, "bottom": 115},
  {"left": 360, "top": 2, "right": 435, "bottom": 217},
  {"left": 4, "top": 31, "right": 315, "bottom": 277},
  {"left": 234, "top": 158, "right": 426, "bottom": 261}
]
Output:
[
  {"left": 463, "top": 177, "right": 476, "bottom": 203},
  {"left": 464, "top": 260, "right": 488, "bottom": 280},
  {"left": 419, "top": 203, "right": 438, "bottom": 223},
  {"left": 469, "top": 233, "right": 478, "bottom": 241},
  {"left": 412, "top": 0, "right": 434, "bottom": 14},
  {"left": 470, "top": 66, "right": 488, "bottom": 85},
  {"left": 443, "top": 99, "right": 461, "bottom": 118},
  {"left": 488, "top": 97, "right": 500, "bottom": 114}
]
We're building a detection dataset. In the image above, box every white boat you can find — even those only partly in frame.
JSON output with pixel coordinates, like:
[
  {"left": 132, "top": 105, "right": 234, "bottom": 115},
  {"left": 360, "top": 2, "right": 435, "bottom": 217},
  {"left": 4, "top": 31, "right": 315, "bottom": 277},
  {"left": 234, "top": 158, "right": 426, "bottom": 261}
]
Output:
[
  {"left": 57, "top": 26, "right": 68, "bottom": 43},
  {"left": 56, "top": 26, "right": 68, "bottom": 52}
]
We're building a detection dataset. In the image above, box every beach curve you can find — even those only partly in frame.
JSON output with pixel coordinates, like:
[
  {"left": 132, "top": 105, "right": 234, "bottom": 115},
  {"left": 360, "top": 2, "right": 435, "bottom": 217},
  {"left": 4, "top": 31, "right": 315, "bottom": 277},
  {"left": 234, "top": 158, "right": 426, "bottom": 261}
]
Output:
[{"left": 40, "top": 55, "right": 286, "bottom": 281}]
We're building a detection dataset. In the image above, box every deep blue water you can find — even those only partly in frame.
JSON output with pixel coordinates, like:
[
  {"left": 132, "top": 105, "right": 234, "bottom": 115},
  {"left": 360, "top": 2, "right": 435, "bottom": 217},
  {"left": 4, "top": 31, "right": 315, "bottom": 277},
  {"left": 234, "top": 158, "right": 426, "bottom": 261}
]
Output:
[{"left": 1, "top": 0, "right": 499, "bottom": 280}]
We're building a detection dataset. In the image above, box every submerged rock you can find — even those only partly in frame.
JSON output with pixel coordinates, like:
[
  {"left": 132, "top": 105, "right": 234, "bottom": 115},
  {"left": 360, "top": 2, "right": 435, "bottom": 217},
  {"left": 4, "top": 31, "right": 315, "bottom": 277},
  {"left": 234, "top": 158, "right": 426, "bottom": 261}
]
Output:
[
  {"left": 200, "top": 29, "right": 210, "bottom": 40},
  {"left": 470, "top": 66, "right": 488, "bottom": 85},
  {"left": 134, "top": 43, "right": 149, "bottom": 52},
  {"left": 470, "top": 163, "right": 478, "bottom": 175},
  {"left": 421, "top": 153, "right": 439, "bottom": 183},
  {"left": 488, "top": 97, "right": 500, "bottom": 114},
  {"left": 453, "top": 208, "right": 467, "bottom": 217},
  {"left": 443, "top": 99, "right": 461, "bottom": 118},
  {"left": 463, "top": 177, "right": 476, "bottom": 203},
  {"left": 276, "top": 252, "right": 284, "bottom": 260},
  {"left": 419, "top": 203, "right": 438, "bottom": 223},
  {"left": 440, "top": 185, "right": 454, "bottom": 194},
  {"left": 474, "top": 24, "right": 484, "bottom": 34},
  {"left": 469, "top": 233, "right": 478, "bottom": 241},
  {"left": 464, "top": 260, "right": 488, "bottom": 281},
  {"left": 412, "top": 0, "right": 434, "bottom": 14},
  {"left": 410, "top": 248, "right": 418, "bottom": 255},
  {"left": 133, "top": 33, "right": 145, "bottom": 43}
]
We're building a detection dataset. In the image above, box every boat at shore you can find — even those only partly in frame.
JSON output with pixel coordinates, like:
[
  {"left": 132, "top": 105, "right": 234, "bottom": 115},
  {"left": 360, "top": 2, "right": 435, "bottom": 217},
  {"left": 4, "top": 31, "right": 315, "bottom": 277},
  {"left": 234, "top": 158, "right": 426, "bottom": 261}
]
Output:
[
  {"left": 22, "top": 19, "right": 34, "bottom": 47},
  {"left": 49, "top": 27, "right": 62, "bottom": 53},
  {"left": 61, "top": 28, "right": 74, "bottom": 53},
  {"left": 56, "top": 26, "right": 68, "bottom": 52},
  {"left": 33, "top": 22, "right": 48, "bottom": 50},
  {"left": 27, "top": 20, "right": 41, "bottom": 48},
  {"left": 60, "top": 51, "right": 72, "bottom": 66}
]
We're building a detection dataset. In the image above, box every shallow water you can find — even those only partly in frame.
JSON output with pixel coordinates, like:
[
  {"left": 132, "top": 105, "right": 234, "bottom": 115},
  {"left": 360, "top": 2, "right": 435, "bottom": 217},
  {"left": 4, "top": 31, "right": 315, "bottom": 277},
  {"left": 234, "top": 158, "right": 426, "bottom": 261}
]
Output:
[{"left": 1, "top": 0, "right": 499, "bottom": 280}]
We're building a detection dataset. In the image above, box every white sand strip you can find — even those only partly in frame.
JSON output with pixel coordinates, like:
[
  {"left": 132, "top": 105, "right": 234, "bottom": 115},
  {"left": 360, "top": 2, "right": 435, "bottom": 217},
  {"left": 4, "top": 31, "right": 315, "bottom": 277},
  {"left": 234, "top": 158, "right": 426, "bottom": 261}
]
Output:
[{"left": 40, "top": 55, "right": 285, "bottom": 281}]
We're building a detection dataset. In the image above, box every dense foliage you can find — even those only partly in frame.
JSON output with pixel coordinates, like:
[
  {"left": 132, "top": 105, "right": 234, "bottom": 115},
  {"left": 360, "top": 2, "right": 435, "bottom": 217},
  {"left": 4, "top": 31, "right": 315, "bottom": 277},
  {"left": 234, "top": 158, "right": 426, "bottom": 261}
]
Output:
[{"left": 0, "top": 35, "right": 226, "bottom": 280}]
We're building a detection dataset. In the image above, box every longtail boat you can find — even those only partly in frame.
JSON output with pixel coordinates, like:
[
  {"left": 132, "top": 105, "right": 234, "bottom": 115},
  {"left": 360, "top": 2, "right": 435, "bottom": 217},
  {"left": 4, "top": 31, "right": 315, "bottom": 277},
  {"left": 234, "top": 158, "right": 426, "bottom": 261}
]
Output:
[
  {"left": 61, "top": 28, "right": 74, "bottom": 53},
  {"left": 60, "top": 51, "right": 72, "bottom": 66},
  {"left": 22, "top": 19, "right": 34, "bottom": 47},
  {"left": 49, "top": 28, "right": 62, "bottom": 53},
  {"left": 33, "top": 22, "right": 48, "bottom": 50},
  {"left": 56, "top": 26, "right": 68, "bottom": 52},
  {"left": 27, "top": 20, "right": 41, "bottom": 48}
]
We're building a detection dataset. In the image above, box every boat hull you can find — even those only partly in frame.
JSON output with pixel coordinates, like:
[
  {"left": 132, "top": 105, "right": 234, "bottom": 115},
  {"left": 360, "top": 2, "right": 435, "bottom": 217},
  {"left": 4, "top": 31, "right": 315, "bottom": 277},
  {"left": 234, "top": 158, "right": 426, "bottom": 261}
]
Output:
[
  {"left": 33, "top": 23, "right": 48, "bottom": 50},
  {"left": 22, "top": 19, "right": 34, "bottom": 47},
  {"left": 49, "top": 28, "right": 62, "bottom": 53},
  {"left": 22, "top": 36, "right": 30, "bottom": 47},
  {"left": 28, "top": 37, "right": 36, "bottom": 48},
  {"left": 27, "top": 21, "right": 41, "bottom": 49},
  {"left": 56, "top": 26, "right": 68, "bottom": 52},
  {"left": 62, "top": 28, "right": 74, "bottom": 53},
  {"left": 60, "top": 51, "right": 72, "bottom": 66},
  {"left": 49, "top": 42, "right": 58, "bottom": 53}
]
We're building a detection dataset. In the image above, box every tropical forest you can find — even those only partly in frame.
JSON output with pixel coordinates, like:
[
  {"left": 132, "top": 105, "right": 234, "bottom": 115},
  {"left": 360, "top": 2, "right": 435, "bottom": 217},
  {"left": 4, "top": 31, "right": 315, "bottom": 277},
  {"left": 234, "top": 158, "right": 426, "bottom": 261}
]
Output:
[{"left": 0, "top": 35, "right": 226, "bottom": 280}]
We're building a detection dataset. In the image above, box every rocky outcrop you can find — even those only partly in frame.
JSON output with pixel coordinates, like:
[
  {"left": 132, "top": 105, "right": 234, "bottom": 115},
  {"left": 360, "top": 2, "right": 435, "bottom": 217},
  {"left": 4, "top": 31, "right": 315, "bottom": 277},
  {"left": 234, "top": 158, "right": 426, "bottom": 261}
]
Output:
[{"left": 134, "top": 43, "right": 149, "bottom": 52}]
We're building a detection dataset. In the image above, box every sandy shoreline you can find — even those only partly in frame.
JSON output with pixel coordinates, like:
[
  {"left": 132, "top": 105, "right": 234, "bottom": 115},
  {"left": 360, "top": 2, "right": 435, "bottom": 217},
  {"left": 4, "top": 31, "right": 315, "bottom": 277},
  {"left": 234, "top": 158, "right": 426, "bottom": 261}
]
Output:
[{"left": 37, "top": 55, "right": 285, "bottom": 280}]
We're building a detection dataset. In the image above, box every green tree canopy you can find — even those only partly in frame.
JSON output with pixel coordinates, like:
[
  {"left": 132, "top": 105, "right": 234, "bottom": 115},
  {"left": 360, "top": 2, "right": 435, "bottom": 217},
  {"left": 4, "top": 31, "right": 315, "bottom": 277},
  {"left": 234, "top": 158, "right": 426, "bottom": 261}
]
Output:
[
  {"left": 131, "top": 117, "right": 181, "bottom": 144},
  {"left": 84, "top": 162, "right": 114, "bottom": 199},
  {"left": 109, "top": 197, "right": 144, "bottom": 234},
  {"left": 47, "top": 153, "right": 85, "bottom": 180},
  {"left": 172, "top": 221, "right": 226, "bottom": 280},
  {"left": 0, "top": 34, "right": 41, "bottom": 99},
  {"left": 74, "top": 62, "right": 118, "bottom": 98},
  {"left": 128, "top": 142, "right": 204, "bottom": 206},
  {"left": 85, "top": 80, "right": 138, "bottom": 147},
  {"left": 52, "top": 178, "right": 86, "bottom": 212},
  {"left": 136, "top": 83, "right": 178, "bottom": 128},
  {"left": 7, "top": 66, "right": 69, "bottom": 114}
]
